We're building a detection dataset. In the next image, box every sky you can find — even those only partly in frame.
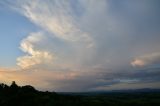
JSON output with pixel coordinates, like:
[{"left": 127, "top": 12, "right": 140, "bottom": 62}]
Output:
[{"left": 0, "top": 0, "right": 160, "bottom": 92}]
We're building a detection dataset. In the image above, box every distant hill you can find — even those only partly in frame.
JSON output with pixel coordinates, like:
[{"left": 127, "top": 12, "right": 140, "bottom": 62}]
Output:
[
  {"left": 59, "top": 88, "right": 160, "bottom": 96},
  {"left": 111, "top": 88, "right": 160, "bottom": 93},
  {"left": 0, "top": 81, "right": 160, "bottom": 106}
]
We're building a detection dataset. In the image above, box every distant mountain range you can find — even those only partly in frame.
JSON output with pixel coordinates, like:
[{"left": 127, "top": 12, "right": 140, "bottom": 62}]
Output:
[
  {"left": 110, "top": 88, "right": 160, "bottom": 93},
  {"left": 58, "top": 88, "right": 160, "bottom": 96}
]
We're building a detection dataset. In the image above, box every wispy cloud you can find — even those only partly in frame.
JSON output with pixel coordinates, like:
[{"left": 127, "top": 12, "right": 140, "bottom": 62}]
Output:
[
  {"left": 19, "top": 0, "right": 93, "bottom": 45},
  {"left": 131, "top": 52, "right": 160, "bottom": 67}
]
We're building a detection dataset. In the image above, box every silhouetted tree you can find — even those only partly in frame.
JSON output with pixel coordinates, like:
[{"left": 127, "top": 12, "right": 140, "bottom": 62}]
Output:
[
  {"left": 0, "top": 83, "right": 8, "bottom": 89},
  {"left": 9, "top": 81, "right": 20, "bottom": 95},
  {"left": 0, "top": 83, "right": 9, "bottom": 93},
  {"left": 21, "top": 85, "right": 36, "bottom": 92},
  {"left": 10, "top": 81, "right": 18, "bottom": 88}
]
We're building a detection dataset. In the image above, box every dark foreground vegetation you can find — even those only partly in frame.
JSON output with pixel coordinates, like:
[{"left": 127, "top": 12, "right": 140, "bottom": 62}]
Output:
[{"left": 0, "top": 81, "right": 160, "bottom": 106}]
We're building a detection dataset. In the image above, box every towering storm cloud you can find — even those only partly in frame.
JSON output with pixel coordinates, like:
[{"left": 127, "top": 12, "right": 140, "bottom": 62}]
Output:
[{"left": 0, "top": 0, "right": 160, "bottom": 91}]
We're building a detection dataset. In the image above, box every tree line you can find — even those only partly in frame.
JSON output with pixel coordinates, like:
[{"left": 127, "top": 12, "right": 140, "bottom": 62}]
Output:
[{"left": 0, "top": 81, "right": 160, "bottom": 106}]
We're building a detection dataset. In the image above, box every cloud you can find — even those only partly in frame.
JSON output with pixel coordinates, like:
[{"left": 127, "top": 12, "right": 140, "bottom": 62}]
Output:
[
  {"left": 1, "top": 67, "right": 160, "bottom": 92},
  {"left": 131, "top": 59, "right": 146, "bottom": 67},
  {"left": 19, "top": 0, "right": 93, "bottom": 47},
  {"left": 131, "top": 52, "right": 160, "bottom": 67},
  {"left": 13, "top": 0, "right": 96, "bottom": 69},
  {"left": 1, "top": 0, "right": 160, "bottom": 91},
  {"left": 17, "top": 32, "right": 54, "bottom": 69}
]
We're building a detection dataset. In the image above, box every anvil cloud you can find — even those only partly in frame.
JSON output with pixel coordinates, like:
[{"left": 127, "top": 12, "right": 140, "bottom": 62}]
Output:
[{"left": 0, "top": 0, "right": 160, "bottom": 91}]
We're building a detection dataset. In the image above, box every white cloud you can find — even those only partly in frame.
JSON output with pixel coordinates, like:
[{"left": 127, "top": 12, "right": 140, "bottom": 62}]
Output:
[
  {"left": 17, "top": 32, "right": 54, "bottom": 69},
  {"left": 14, "top": 0, "right": 95, "bottom": 69},
  {"left": 131, "top": 52, "right": 160, "bottom": 67},
  {"left": 20, "top": 0, "right": 93, "bottom": 47},
  {"left": 131, "top": 59, "right": 146, "bottom": 67}
]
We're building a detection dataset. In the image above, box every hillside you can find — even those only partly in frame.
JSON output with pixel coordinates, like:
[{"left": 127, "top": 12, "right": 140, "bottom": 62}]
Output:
[{"left": 0, "top": 81, "right": 160, "bottom": 106}]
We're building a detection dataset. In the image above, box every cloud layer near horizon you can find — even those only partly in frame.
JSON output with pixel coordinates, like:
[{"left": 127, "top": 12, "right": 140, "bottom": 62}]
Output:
[{"left": 1, "top": 0, "right": 160, "bottom": 91}]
